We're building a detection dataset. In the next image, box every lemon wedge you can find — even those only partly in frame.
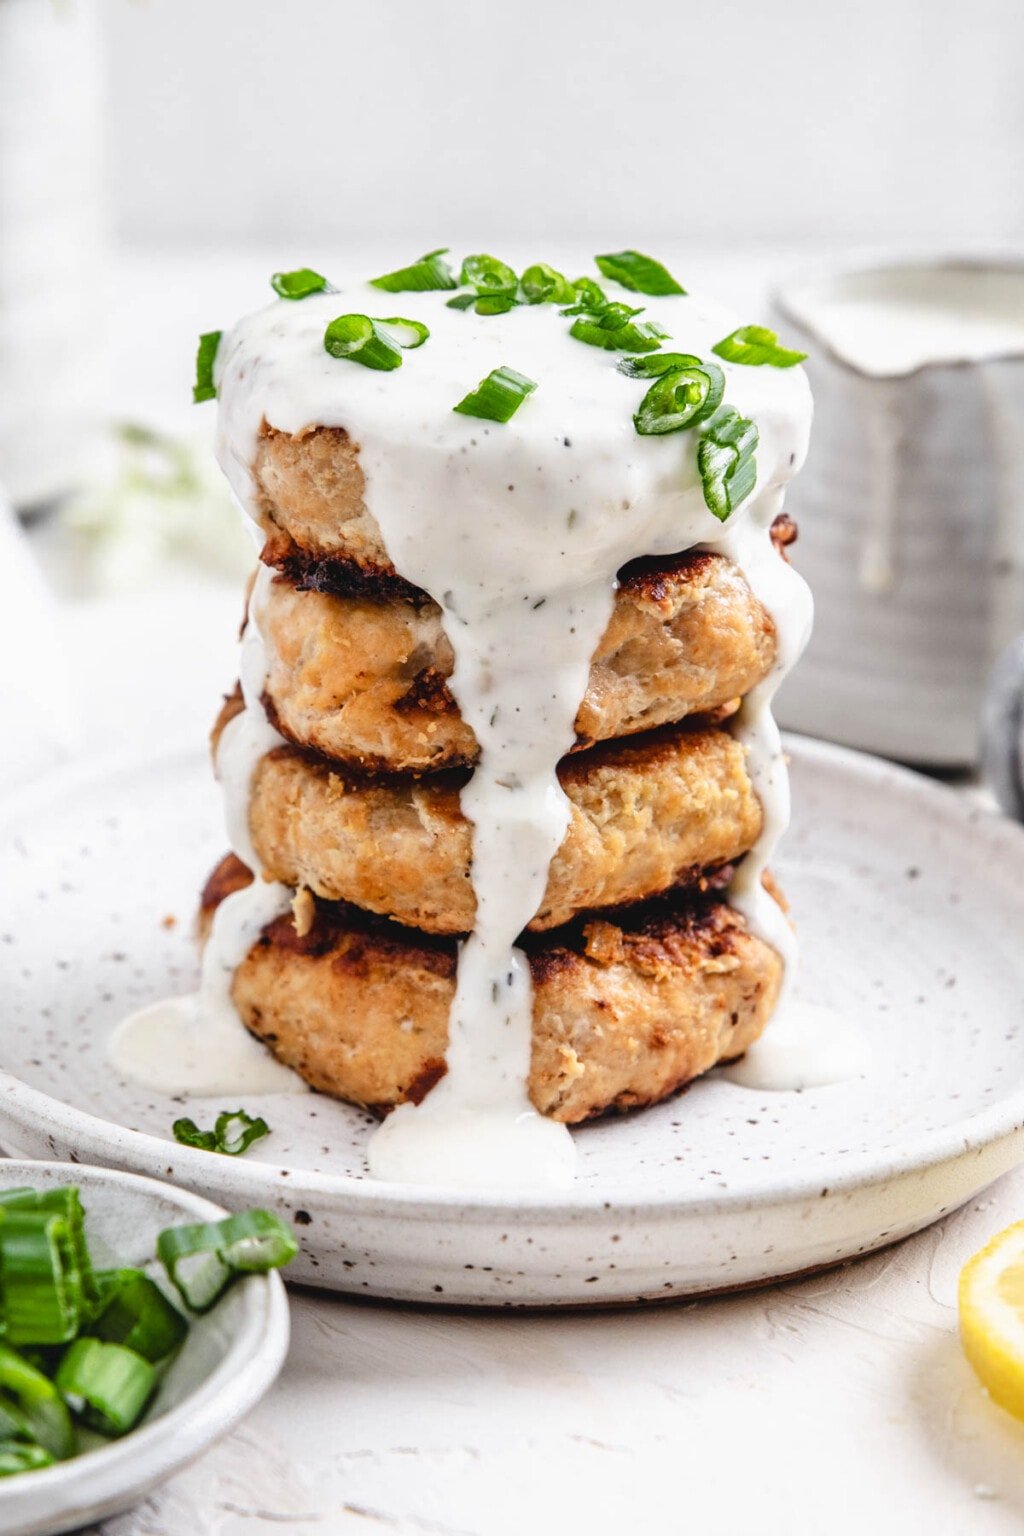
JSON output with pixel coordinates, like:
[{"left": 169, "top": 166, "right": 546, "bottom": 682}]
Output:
[{"left": 959, "top": 1220, "right": 1024, "bottom": 1420}]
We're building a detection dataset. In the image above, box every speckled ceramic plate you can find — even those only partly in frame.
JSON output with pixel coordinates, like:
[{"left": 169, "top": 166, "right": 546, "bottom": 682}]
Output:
[{"left": 0, "top": 736, "right": 1022, "bottom": 1307}]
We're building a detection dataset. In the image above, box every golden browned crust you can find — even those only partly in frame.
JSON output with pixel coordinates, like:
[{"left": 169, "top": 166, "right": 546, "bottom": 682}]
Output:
[
  {"left": 200, "top": 855, "right": 783, "bottom": 1124},
  {"left": 227, "top": 723, "right": 762, "bottom": 934},
  {"left": 258, "top": 552, "right": 776, "bottom": 771}
]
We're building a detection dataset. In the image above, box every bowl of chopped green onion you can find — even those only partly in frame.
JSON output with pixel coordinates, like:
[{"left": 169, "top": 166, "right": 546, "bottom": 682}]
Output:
[{"left": 0, "top": 1160, "right": 293, "bottom": 1536}]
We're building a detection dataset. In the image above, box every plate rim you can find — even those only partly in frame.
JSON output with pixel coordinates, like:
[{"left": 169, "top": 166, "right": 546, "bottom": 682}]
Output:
[{"left": 1, "top": 733, "right": 1023, "bottom": 1223}]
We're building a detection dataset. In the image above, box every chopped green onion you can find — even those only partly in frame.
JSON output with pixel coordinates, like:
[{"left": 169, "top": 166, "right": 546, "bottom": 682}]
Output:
[
  {"left": 378, "top": 316, "right": 430, "bottom": 349},
  {"left": 697, "top": 405, "right": 759, "bottom": 521},
  {"left": 711, "top": 324, "right": 806, "bottom": 368},
  {"left": 88, "top": 1271, "right": 187, "bottom": 1364},
  {"left": 453, "top": 366, "right": 537, "bottom": 424},
  {"left": 0, "top": 1440, "right": 53, "bottom": 1476},
  {"left": 0, "top": 1211, "right": 82, "bottom": 1345},
  {"left": 559, "top": 277, "right": 607, "bottom": 315},
  {"left": 570, "top": 312, "right": 668, "bottom": 354},
  {"left": 459, "top": 254, "right": 518, "bottom": 298},
  {"left": 0, "top": 1188, "right": 97, "bottom": 1311},
  {"left": 617, "top": 351, "right": 707, "bottom": 379},
  {"left": 157, "top": 1210, "right": 298, "bottom": 1314},
  {"left": 192, "top": 330, "right": 221, "bottom": 404},
  {"left": 56, "top": 1339, "right": 156, "bottom": 1438},
  {"left": 215, "top": 1109, "right": 271, "bottom": 1155},
  {"left": 521, "top": 263, "right": 574, "bottom": 305},
  {"left": 270, "top": 267, "right": 330, "bottom": 300},
  {"left": 171, "top": 1119, "right": 217, "bottom": 1153},
  {"left": 323, "top": 314, "right": 403, "bottom": 371},
  {"left": 595, "top": 250, "right": 686, "bottom": 296},
  {"left": 445, "top": 293, "right": 478, "bottom": 311},
  {"left": 370, "top": 248, "right": 456, "bottom": 292},
  {"left": 173, "top": 1108, "right": 270, "bottom": 1157},
  {"left": 0, "top": 1343, "right": 73, "bottom": 1460},
  {"left": 633, "top": 359, "right": 725, "bottom": 436},
  {"left": 473, "top": 295, "right": 519, "bottom": 315}
]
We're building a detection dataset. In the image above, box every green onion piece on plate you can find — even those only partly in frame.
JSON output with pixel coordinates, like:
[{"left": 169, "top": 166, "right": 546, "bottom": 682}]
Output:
[
  {"left": 453, "top": 366, "right": 537, "bottom": 424},
  {"left": 595, "top": 250, "right": 686, "bottom": 296},
  {"left": 445, "top": 293, "right": 477, "bottom": 311},
  {"left": 0, "top": 1343, "right": 73, "bottom": 1459},
  {"left": 377, "top": 317, "right": 430, "bottom": 350},
  {"left": 157, "top": 1210, "right": 298, "bottom": 1314},
  {"left": 192, "top": 330, "right": 221, "bottom": 403},
  {"left": 0, "top": 1440, "right": 54, "bottom": 1476},
  {"left": 370, "top": 248, "right": 457, "bottom": 292},
  {"left": 171, "top": 1119, "right": 217, "bottom": 1153},
  {"left": 88, "top": 1270, "right": 188, "bottom": 1364},
  {"left": 173, "top": 1110, "right": 271, "bottom": 1157},
  {"left": 0, "top": 1211, "right": 82, "bottom": 1345},
  {"left": 633, "top": 359, "right": 725, "bottom": 436},
  {"left": 521, "top": 263, "right": 574, "bottom": 304},
  {"left": 697, "top": 405, "right": 759, "bottom": 521},
  {"left": 323, "top": 314, "right": 404, "bottom": 370},
  {"left": 712, "top": 324, "right": 807, "bottom": 368},
  {"left": 56, "top": 1338, "right": 156, "bottom": 1438},
  {"left": 270, "top": 267, "right": 330, "bottom": 300}
]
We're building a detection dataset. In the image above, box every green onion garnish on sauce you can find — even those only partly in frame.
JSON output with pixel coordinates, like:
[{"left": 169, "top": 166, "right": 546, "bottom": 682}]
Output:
[
  {"left": 460, "top": 253, "right": 518, "bottom": 298},
  {"left": 173, "top": 1108, "right": 271, "bottom": 1157},
  {"left": 378, "top": 316, "right": 430, "bottom": 349},
  {"left": 521, "top": 263, "right": 574, "bottom": 305},
  {"left": 270, "top": 267, "right": 330, "bottom": 300},
  {"left": 595, "top": 250, "right": 686, "bottom": 296},
  {"left": 559, "top": 277, "right": 608, "bottom": 315},
  {"left": 632, "top": 358, "right": 725, "bottom": 436},
  {"left": 697, "top": 405, "right": 759, "bottom": 521},
  {"left": 712, "top": 324, "right": 807, "bottom": 367},
  {"left": 192, "top": 330, "right": 221, "bottom": 403},
  {"left": 453, "top": 366, "right": 537, "bottom": 423},
  {"left": 570, "top": 306, "right": 668, "bottom": 355},
  {"left": 323, "top": 314, "right": 404, "bottom": 370},
  {"left": 370, "top": 248, "right": 457, "bottom": 292}
]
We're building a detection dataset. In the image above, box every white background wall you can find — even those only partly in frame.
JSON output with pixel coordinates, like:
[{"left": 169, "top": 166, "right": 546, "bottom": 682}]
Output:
[{"left": 97, "top": 0, "right": 1024, "bottom": 250}]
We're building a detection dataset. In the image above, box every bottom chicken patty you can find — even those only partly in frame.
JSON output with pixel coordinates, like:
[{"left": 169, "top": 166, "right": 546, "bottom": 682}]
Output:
[{"left": 201, "top": 855, "right": 783, "bottom": 1125}]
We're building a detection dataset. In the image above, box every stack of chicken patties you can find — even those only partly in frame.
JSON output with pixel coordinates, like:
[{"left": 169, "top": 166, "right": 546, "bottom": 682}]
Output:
[{"left": 204, "top": 423, "right": 786, "bottom": 1123}]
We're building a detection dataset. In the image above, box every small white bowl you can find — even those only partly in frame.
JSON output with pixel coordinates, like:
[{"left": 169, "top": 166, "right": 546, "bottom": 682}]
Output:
[{"left": 0, "top": 1160, "right": 290, "bottom": 1536}]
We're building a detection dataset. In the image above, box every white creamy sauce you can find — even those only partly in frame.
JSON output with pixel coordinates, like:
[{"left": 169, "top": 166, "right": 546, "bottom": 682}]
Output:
[
  {"left": 108, "top": 551, "right": 306, "bottom": 1096},
  {"left": 722, "top": 1001, "right": 870, "bottom": 1092},
  {"left": 206, "top": 274, "right": 816, "bottom": 1186}
]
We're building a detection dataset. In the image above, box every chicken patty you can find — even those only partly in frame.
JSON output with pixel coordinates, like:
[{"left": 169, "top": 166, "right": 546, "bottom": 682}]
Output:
[
  {"left": 201, "top": 855, "right": 783, "bottom": 1124},
  {"left": 259, "top": 551, "right": 776, "bottom": 771},
  {"left": 214, "top": 715, "right": 762, "bottom": 933}
]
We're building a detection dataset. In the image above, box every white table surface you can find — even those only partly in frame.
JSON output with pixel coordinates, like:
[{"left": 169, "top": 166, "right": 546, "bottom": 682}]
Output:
[{"left": 13, "top": 246, "right": 1024, "bottom": 1535}]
